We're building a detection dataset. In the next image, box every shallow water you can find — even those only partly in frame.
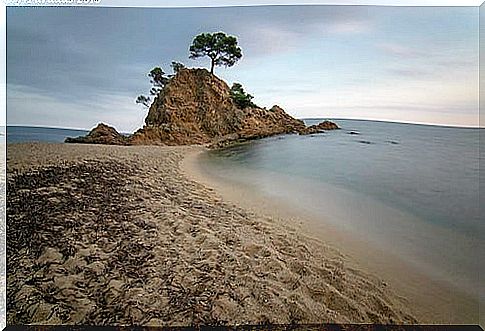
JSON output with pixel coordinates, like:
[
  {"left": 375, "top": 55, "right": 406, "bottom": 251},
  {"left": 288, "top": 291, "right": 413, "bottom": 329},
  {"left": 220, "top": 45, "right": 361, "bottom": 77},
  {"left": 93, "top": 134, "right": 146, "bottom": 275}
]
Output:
[{"left": 199, "top": 119, "right": 483, "bottom": 301}]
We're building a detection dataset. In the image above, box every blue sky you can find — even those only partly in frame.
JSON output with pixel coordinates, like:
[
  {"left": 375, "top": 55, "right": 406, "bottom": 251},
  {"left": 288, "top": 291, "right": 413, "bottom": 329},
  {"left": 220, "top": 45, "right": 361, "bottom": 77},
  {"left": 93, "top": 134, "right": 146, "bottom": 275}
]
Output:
[{"left": 6, "top": 5, "right": 479, "bottom": 131}]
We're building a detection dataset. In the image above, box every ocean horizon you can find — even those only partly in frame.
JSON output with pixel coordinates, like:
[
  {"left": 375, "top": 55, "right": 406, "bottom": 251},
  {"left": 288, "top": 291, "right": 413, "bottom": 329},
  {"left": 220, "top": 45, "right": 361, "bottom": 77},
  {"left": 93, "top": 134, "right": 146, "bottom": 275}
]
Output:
[
  {"left": 5, "top": 125, "right": 133, "bottom": 144},
  {"left": 6, "top": 126, "right": 89, "bottom": 144},
  {"left": 5, "top": 118, "right": 483, "bottom": 138},
  {"left": 5, "top": 119, "right": 482, "bottom": 145}
]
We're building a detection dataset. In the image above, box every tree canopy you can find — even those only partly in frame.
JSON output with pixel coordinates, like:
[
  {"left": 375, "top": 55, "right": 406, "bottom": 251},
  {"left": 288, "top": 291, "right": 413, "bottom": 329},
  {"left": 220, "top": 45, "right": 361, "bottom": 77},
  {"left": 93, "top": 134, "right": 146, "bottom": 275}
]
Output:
[
  {"left": 136, "top": 67, "right": 171, "bottom": 109},
  {"left": 148, "top": 67, "right": 169, "bottom": 94},
  {"left": 189, "top": 32, "right": 242, "bottom": 74},
  {"left": 135, "top": 95, "right": 151, "bottom": 108},
  {"left": 230, "top": 83, "right": 256, "bottom": 109}
]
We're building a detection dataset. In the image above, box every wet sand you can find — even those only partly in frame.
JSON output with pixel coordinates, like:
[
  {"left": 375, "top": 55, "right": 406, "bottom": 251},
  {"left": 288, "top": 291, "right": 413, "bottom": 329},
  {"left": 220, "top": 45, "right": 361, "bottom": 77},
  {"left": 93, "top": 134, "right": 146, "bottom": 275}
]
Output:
[
  {"left": 6, "top": 142, "right": 419, "bottom": 325},
  {"left": 183, "top": 148, "right": 480, "bottom": 325}
]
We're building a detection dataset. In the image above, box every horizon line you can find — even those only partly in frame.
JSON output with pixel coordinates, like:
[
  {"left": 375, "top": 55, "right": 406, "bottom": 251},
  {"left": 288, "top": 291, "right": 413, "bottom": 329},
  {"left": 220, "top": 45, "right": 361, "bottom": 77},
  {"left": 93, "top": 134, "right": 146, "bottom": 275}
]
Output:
[
  {"left": 6, "top": 118, "right": 484, "bottom": 132},
  {"left": 298, "top": 117, "right": 483, "bottom": 129}
]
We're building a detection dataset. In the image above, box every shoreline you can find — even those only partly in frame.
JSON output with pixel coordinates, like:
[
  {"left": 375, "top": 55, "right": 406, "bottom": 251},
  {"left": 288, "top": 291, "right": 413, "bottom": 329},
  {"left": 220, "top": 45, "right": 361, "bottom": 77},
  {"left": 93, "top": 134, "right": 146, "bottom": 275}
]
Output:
[
  {"left": 181, "top": 146, "right": 479, "bottom": 324},
  {"left": 7, "top": 142, "right": 418, "bottom": 325}
]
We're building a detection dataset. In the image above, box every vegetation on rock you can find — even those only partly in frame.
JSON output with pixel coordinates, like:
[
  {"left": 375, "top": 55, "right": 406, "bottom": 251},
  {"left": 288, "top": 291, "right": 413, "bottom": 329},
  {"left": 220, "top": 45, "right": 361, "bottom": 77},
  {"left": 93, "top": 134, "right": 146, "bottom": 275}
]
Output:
[
  {"left": 170, "top": 61, "right": 185, "bottom": 74},
  {"left": 136, "top": 67, "right": 171, "bottom": 109},
  {"left": 135, "top": 95, "right": 151, "bottom": 108},
  {"left": 230, "top": 83, "right": 256, "bottom": 109}
]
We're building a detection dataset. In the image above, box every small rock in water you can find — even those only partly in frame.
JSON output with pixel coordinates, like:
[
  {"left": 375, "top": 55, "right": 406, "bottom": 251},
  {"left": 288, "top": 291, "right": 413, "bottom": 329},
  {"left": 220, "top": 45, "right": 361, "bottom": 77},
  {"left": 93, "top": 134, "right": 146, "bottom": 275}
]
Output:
[
  {"left": 299, "top": 120, "right": 339, "bottom": 135},
  {"left": 347, "top": 131, "right": 360, "bottom": 135},
  {"left": 358, "top": 140, "right": 373, "bottom": 145}
]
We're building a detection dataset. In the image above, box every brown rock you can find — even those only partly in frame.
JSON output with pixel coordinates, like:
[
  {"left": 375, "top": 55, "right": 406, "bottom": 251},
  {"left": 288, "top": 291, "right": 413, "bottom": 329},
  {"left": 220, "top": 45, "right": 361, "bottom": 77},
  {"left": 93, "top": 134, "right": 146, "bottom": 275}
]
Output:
[
  {"left": 130, "top": 68, "right": 243, "bottom": 145},
  {"left": 299, "top": 120, "right": 339, "bottom": 135},
  {"left": 65, "top": 123, "right": 128, "bottom": 145},
  {"left": 131, "top": 68, "right": 305, "bottom": 146}
]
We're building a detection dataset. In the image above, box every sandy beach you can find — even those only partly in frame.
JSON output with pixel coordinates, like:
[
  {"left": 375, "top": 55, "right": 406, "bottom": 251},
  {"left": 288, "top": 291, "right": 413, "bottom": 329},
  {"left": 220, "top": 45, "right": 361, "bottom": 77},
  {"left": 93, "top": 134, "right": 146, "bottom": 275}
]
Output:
[
  {"left": 183, "top": 148, "right": 480, "bottom": 325},
  {"left": 5, "top": 142, "right": 421, "bottom": 326}
]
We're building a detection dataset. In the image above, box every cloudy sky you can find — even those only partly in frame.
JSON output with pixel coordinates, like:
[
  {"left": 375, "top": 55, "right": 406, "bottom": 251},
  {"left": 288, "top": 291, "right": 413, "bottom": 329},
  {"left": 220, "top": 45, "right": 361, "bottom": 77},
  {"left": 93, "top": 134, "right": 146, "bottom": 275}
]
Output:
[{"left": 6, "top": 5, "right": 478, "bottom": 131}]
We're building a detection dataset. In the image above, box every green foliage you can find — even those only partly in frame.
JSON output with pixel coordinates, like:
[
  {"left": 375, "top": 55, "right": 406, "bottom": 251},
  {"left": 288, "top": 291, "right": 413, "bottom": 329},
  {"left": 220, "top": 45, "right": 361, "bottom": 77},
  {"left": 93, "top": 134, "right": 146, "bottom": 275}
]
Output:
[
  {"left": 136, "top": 66, "right": 171, "bottom": 109},
  {"left": 230, "top": 83, "right": 256, "bottom": 109},
  {"left": 148, "top": 67, "right": 170, "bottom": 90},
  {"left": 189, "top": 32, "right": 242, "bottom": 74},
  {"left": 136, "top": 95, "right": 151, "bottom": 108},
  {"left": 171, "top": 61, "right": 185, "bottom": 74}
]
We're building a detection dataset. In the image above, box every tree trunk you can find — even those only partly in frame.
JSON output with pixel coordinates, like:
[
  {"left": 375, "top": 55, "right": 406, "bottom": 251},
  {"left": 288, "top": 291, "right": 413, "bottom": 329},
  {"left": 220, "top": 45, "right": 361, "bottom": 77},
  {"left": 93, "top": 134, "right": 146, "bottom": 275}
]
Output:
[{"left": 210, "top": 59, "right": 215, "bottom": 74}]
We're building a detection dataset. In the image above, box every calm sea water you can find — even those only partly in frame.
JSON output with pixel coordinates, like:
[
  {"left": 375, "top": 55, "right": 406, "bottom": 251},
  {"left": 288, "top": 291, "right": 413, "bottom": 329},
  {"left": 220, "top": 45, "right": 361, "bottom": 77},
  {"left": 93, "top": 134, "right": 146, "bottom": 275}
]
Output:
[
  {"left": 7, "top": 126, "right": 88, "bottom": 143},
  {"left": 199, "top": 119, "right": 483, "bottom": 299}
]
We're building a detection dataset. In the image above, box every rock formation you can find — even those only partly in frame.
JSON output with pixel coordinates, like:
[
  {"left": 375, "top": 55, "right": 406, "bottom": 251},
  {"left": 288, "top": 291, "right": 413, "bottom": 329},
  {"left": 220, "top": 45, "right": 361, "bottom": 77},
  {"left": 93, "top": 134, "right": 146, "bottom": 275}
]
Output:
[
  {"left": 66, "top": 68, "right": 338, "bottom": 147},
  {"left": 130, "top": 68, "right": 243, "bottom": 145},
  {"left": 65, "top": 123, "right": 128, "bottom": 145},
  {"left": 299, "top": 120, "right": 340, "bottom": 135}
]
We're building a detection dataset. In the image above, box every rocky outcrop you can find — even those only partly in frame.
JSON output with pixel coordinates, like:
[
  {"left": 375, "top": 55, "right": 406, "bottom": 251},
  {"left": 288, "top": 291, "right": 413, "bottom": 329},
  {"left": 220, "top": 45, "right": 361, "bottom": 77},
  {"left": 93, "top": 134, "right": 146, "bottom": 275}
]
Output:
[
  {"left": 132, "top": 68, "right": 243, "bottom": 145},
  {"left": 299, "top": 120, "right": 339, "bottom": 135},
  {"left": 130, "top": 68, "right": 305, "bottom": 146},
  {"left": 66, "top": 68, "right": 337, "bottom": 147},
  {"left": 65, "top": 123, "right": 128, "bottom": 145},
  {"left": 209, "top": 105, "right": 307, "bottom": 148}
]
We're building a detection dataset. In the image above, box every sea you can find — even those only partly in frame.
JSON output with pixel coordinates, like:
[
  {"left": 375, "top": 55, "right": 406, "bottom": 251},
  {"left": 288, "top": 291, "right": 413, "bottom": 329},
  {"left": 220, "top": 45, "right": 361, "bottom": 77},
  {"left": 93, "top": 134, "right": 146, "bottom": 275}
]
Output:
[
  {"left": 7, "top": 126, "right": 88, "bottom": 143},
  {"left": 197, "top": 119, "right": 484, "bottom": 301},
  {"left": 6, "top": 121, "right": 484, "bottom": 301}
]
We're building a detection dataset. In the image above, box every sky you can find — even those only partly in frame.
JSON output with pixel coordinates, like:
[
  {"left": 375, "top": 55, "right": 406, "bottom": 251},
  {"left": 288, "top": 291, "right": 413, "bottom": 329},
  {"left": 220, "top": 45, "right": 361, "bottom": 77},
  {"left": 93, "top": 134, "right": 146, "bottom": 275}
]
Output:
[{"left": 6, "top": 5, "right": 479, "bottom": 131}]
